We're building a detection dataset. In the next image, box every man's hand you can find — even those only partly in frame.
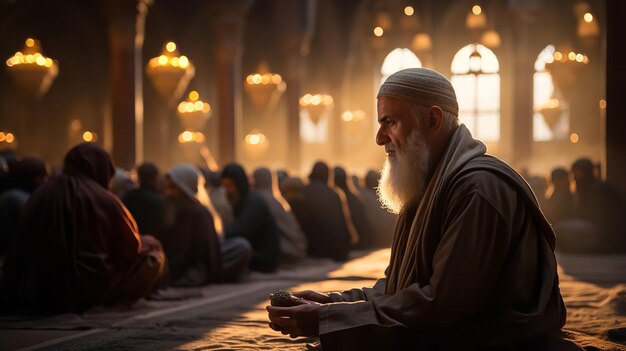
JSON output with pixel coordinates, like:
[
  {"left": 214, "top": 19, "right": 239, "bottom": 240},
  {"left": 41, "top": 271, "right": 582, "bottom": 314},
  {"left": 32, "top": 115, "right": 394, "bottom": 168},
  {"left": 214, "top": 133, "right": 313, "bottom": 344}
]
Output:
[
  {"left": 267, "top": 302, "right": 321, "bottom": 338},
  {"left": 292, "top": 290, "right": 332, "bottom": 304}
]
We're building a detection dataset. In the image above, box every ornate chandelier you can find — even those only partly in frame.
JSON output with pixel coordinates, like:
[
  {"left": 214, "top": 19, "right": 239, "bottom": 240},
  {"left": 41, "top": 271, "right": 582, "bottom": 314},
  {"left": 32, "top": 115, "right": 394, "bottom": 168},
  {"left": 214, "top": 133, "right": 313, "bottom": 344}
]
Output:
[
  {"left": 545, "top": 49, "right": 589, "bottom": 99},
  {"left": 176, "top": 90, "right": 211, "bottom": 131},
  {"left": 5, "top": 38, "right": 58, "bottom": 99},
  {"left": 244, "top": 62, "right": 286, "bottom": 112},
  {"left": 146, "top": 41, "right": 195, "bottom": 105},
  {"left": 299, "top": 93, "right": 334, "bottom": 124}
]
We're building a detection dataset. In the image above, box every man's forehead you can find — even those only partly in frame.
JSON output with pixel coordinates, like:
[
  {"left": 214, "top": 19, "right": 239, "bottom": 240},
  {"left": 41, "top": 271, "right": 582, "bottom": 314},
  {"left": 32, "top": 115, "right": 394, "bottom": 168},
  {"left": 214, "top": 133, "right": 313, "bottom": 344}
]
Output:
[{"left": 377, "top": 96, "right": 412, "bottom": 114}]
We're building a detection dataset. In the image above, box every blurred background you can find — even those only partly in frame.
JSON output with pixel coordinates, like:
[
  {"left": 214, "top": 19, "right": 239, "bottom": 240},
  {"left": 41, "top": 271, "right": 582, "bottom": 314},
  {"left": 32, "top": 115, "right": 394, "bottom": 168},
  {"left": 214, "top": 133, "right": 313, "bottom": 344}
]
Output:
[{"left": 0, "top": 0, "right": 622, "bottom": 190}]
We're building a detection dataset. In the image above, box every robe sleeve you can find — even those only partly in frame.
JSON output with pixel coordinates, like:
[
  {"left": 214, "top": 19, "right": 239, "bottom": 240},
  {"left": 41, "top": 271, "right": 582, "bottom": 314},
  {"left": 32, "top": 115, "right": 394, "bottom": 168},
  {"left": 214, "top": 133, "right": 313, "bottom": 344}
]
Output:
[
  {"left": 224, "top": 197, "right": 263, "bottom": 239},
  {"left": 110, "top": 194, "right": 142, "bottom": 261},
  {"left": 328, "top": 277, "right": 388, "bottom": 302},
  {"left": 319, "top": 191, "right": 514, "bottom": 347}
]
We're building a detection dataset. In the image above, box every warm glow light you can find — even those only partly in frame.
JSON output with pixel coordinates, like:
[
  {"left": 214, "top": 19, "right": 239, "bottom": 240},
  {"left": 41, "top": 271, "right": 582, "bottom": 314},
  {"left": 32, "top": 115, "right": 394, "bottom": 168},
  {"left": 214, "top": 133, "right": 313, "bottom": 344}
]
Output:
[
  {"left": 5, "top": 133, "right": 14, "bottom": 143},
  {"left": 179, "top": 56, "right": 189, "bottom": 68},
  {"left": 404, "top": 6, "right": 414, "bottom": 16},
  {"left": 177, "top": 131, "right": 205, "bottom": 144},
  {"left": 182, "top": 131, "right": 193, "bottom": 142},
  {"left": 554, "top": 52, "right": 563, "bottom": 61},
  {"left": 158, "top": 55, "right": 168, "bottom": 65},
  {"left": 575, "top": 54, "right": 584, "bottom": 62},
  {"left": 0, "top": 133, "right": 5, "bottom": 142},
  {"left": 194, "top": 132, "right": 205, "bottom": 142},
  {"left": 569, "top": 133, "right": 579, "bottom": 143},
  {"left": 248, "top": 134, "right": 260, "bottom": 145},
  {"left": 6, "top": 38, "right": 58, "bottom": 72},
  {"left": 245, "top": 131, "right": 267, "bottom": 146},
  {"left": 599, "top": 99, "right": 607, "bottom": 109},
  {"left": 311, "top": 95, "right": 321, "bottom": 105},
  {"left": 166, "top": 41, "right": 176, "bottom": 53},
  {"left": 472, "top": 5, "right": 482, "bottom": 15},
  {"left": 568, "top": 52, "right": 576, "bottom": 61},
  {"left": 299, "top": 93, "right": 333, "bottom": 107},
  {"left": 82, "top": 131, "right": 93, "bottom": 142},
  {"left": 373, "top": 26, "right": 384, "bottom": 37},
  {"left": 584, "top": 12, "right": 593, "bottom": 23},
  {"left": 179, "top": 96, "right": 207, "bottom": 112},
  {"left": 342, "top": 110, "right": 365, "bottom": 122}
]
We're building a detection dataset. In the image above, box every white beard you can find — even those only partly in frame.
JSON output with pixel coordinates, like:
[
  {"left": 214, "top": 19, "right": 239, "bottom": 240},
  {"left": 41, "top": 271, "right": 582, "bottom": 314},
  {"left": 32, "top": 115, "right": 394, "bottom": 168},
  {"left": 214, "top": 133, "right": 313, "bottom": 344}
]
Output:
[{"left": 377, "top": 129, "right": 430, "bottom": 214}]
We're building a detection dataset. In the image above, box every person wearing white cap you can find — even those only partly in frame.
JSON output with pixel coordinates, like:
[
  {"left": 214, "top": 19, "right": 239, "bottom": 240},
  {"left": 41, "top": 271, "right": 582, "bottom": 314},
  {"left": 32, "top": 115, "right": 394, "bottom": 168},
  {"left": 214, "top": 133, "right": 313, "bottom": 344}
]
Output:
[
  {"left": 158, "top": 163, "right": 251, "bottom": 286},
  {"left": 267, "top": 68, "right": 566, "bottom": 349}
]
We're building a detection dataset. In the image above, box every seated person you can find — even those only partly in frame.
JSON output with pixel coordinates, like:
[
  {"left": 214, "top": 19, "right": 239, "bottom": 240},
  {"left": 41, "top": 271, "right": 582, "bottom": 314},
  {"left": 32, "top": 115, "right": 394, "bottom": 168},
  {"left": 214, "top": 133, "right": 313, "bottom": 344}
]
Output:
[
  {"left": 252, "top": 167, "right": 307, "bottom": 264},
  {"left": 0, "top": 156, "right": 49, "bottom": 259},
  {"left": 2, "top": 143, "right": 164, "bottom": 314},
  {"left": 267, "top": 68, "right": 565, "bottom": 350},
  {"left": 123, "top": 162, "right": 165, "bottom": 236},
  {"left": 544, "top": 167, "right": 574, "bottom": 225},
  {"left": 300, "top": 162, "right": 356, "bottom": 261},
  {"left": 221, "top": 163, "right": 280, "bottom": 273},
  {"left": 555, "top": 158, "right": 626, "bottom": 253},
  {"left": 158, "top": 163, "right": 251, "bottom": 286}
]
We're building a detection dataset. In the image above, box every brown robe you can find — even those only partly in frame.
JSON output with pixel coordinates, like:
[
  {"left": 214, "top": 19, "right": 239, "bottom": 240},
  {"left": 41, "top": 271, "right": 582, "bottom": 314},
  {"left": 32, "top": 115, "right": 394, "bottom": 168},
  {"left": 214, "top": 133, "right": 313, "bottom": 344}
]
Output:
[
  {"left": 319, "top": 125, "right": 566, "bottom": 350},
  {"left": 2, "top": 143, "right": 162, "bottom": 314}
]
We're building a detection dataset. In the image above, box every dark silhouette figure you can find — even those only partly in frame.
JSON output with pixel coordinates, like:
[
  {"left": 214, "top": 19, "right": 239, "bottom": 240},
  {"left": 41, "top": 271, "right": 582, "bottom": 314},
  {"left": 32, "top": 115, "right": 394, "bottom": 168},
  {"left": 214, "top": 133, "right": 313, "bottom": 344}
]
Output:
[
  {"left": 555, "top": 158, "right": 626, "bottom": 253},
  {"left": 333, "top": 167, "right": 375, "bottom": 249},
  {"left": 299, "top": 161, "right": 355, "bottom": 261},
  {"left": 123, "top": 162, "right": 165, "bottom": 236},
  {"left": 0, "top": 157, "right": 48, "bottom": 257},
  {"left": 221, "top": 163, "right": 280, "bottom": 273},
  {"left": 544, "top": 167, "right": 574, "bottom": 224},
  {"left": 2, "top": 143, "right": 164, "bottom": 314}
]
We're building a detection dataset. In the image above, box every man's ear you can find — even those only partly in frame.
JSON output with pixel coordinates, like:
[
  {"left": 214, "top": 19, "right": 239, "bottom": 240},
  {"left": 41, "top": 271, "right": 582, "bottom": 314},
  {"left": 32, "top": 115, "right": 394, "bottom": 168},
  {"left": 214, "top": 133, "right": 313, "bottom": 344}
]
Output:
[{"left": 427, "top": 106, "right": 444, "bottom": 131}]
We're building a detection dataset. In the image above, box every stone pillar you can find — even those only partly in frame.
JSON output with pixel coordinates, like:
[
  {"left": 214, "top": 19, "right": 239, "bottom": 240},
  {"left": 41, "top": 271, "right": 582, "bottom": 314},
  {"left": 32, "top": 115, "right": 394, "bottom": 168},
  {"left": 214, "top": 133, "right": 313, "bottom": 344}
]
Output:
[
  {"left": 274, "top": 0, "right": 316, "bottom": 173},
  {"left": 206, "top": 0, "right": 253, "bottom": 166},
  {"left": 105, "top": 0, "right": 151, "bottom": 170},
  {"left": 509, "top": 11, "right": 535, "bottom": 168},
  {"left": 605, "top": 0, "right": 626, "bottom": 193}
]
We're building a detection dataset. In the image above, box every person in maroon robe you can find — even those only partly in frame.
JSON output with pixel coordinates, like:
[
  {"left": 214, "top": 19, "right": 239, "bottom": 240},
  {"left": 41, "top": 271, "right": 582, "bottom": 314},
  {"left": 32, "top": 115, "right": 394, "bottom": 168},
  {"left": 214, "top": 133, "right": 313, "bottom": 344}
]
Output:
[{"left": 1, "top": 143, "right": 164, "bottom": 314}]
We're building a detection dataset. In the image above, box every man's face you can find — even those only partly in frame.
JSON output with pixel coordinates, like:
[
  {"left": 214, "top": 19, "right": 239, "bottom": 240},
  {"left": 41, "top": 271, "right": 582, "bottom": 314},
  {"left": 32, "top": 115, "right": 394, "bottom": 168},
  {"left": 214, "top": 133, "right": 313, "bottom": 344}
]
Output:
[
  {"left": 375, "top": 96, "right": 431, "bottom": 214},
  {"left": 221, "top": 177, "right": 240, "bottom": 206},
  {"left": 376, "top": 96, "right": 420, "bottom": 156},
  {"left": 163, "top": 176, "right": 181, "bottom": 199}
]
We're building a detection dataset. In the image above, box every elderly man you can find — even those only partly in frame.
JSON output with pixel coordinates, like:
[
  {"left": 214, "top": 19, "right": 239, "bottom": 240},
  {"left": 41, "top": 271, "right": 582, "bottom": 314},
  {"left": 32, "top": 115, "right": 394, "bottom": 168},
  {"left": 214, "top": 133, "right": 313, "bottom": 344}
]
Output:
[{"left": 267, "top": 68, "right": 566, "bottom": 350}]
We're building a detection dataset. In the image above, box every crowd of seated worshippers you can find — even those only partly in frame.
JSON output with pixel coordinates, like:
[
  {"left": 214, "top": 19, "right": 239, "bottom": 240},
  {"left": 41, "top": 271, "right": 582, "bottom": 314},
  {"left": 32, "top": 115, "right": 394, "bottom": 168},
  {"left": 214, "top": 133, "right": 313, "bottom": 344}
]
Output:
[{"left": 0, "top": 144, "right": 399, "bottom": 314}]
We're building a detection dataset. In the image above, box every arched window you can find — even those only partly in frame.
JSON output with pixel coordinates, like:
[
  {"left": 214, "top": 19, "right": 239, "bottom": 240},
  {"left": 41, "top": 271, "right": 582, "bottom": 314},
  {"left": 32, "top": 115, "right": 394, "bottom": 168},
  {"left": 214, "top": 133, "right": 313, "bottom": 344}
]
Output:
[
  {"left": 533, "top": 45, "right": 568, "bottom": 141},
  {"left": 381, "top": 48, "right": 422, "bottom": 84},
  {"left": 300, "top": 111, "right": 328, "bottom": 143},
  {"left": 451, "top": 44, "right": 500, "bottom": 141}
]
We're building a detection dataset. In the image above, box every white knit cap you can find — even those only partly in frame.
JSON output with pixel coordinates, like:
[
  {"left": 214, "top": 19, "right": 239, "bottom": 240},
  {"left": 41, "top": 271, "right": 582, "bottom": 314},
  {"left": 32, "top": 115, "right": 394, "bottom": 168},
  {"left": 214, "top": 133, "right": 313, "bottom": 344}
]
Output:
[
  {"left": 167, "top": 163, "right": 200, "bottom": 201},
  {"left": 378, "top": 68, "right": 459, "bottom": 116}
]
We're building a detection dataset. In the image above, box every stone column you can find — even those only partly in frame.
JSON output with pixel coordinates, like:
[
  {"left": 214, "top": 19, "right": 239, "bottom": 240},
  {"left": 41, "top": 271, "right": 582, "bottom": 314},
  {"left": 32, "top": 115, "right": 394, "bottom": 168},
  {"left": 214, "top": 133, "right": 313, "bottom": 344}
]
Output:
[
  {"left": 206, "top": 0, "right": 253, "bottom": 166},
  {"left": 605, "top": 0, "right": 626, "bottom": 193},
  {"left": 274, "top": 0, "right": 316, "bottom": 173},
  {"left": 509, "top": 11, "right": 535, "bottom": 168},
  {"left": 105, "top": 0, "right": 152, "bottom": 170}
]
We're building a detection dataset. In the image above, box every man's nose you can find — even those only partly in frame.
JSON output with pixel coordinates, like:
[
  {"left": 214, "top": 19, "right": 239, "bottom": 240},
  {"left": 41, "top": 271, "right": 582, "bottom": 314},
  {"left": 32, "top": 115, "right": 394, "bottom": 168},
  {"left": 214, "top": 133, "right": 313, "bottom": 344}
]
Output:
[{"left": 376, "top": 126, "right": 389, "bottom": 146}]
